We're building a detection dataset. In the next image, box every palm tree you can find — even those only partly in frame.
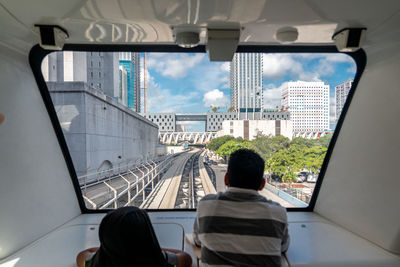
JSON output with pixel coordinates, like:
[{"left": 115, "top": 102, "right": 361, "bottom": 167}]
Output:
[{"left": 211, "top": 106, "right": 219, "bottom": 112}]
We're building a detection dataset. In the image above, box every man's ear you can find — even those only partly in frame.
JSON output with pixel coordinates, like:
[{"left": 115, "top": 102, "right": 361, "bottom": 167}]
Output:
[
  {"left": 258, "top": 178, "right": 266, "bottom": 191},
  {"left": 224, "top": 173, "right": 229, "bottom": 186}
]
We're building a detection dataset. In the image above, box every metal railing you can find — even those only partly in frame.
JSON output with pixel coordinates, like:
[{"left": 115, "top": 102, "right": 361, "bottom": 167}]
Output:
[
  {"left": 81, "top": 155, "right": 174, "bottom": 209},
  {"left": 78, "top": 155, "right": 171, "bottom": 191}
]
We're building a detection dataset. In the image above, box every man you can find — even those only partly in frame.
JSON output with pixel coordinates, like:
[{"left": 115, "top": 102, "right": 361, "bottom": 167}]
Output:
[{"left": 193, "top": 149, "right": 290, "bottom": 267}]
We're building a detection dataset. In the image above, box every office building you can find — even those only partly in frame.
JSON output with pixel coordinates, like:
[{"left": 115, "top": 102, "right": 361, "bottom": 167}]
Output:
[
  {"left": 119, "top": 52, "right": 141, "bottom": 112},
  {"left": 217, "top": 119, "right": 293, "bottom": 140},
  {"left": 41, "top": 51, "right": 119, "bottom": 98},
  {"left": 335, "top": 78, "right": 353, "bottom": 120},
  {"left": 282, "top": 81, "right": 329, "bottom": 133},
  {"left": 230, "top": 53, "right": 263, "bottom": 118},
  {"left": 143, "top": 111, "right": 289, "bottom": 132}
]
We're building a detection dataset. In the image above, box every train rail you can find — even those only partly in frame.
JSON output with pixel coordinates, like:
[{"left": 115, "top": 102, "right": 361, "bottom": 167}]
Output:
[{"left": 142, "top": 149, "right": 216, "bottom": 209}]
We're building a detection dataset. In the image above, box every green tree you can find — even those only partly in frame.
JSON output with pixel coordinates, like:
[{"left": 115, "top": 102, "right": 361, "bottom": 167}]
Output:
[
  {"left": 251, "top": 134, "right": 290, "bottom": 162},
  {"left": 282, "top": 170, "right": 297, "bottom": 184},
  {"left": 207, "top": 135, "right": 234, "bottom": 151},
  {"left": 216, "top": 140, "right": 252, "bottom": 159},
  {"left": 290, "top": 137, "right": 313, "bottom": 148},
  {"left": 211, "top": 106, "right": 220, "bottom": 112},
  {"left": 302, "top": 146, "right": 327, "bottom": 174}
]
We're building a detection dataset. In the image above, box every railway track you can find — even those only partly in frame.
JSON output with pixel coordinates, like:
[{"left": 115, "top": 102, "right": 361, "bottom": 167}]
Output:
[{"left": 174, "top": 151, "right": 205, "bottom": 208}]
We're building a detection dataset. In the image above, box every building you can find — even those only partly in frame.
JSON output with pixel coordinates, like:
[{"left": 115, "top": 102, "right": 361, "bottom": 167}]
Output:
[
  {"left": 142, "top": 111, "right": 290, "bottom": 132},
  {"left": 119, "top": 52, "right": 141, "bottom": 112},
  {"left": 335, "top": 78, "right": 353, "bottom": 120},
  {"left": 230, "top": 53, "right": 263, "bottom": 118},
  {"left": 282, "top": 81, "right": 329, "bottom": 133},
  {"left": 143, "top": 113, "right": 176, "bottom": 132},
  {"left": 176, "top": 124, "right": 185, "bottom": 132},
  {"left": 41, "top": 51, "right": 119, "bottom": 98},
  {"left": 47, "top": 81, "right": 158, "bottom": 176},
  {"left": 118, "top": 66, "right": 128, "bottom": 106},
  {"left": 217, "top": 120, "right": 293, "bottom": 140}
]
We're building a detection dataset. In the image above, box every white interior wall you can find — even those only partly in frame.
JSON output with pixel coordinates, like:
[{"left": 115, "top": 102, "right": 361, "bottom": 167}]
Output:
[
  {"left": 315, "top": 49, "right": 400, "bottom": 254},
  {"left": 0, "top": 45, "right": 81, "bottom": 259}
]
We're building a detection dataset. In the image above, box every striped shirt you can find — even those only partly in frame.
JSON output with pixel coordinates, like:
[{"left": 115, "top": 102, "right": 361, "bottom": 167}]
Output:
[{"left": 193, "top": 187, "right": 290, "bottom": 267}]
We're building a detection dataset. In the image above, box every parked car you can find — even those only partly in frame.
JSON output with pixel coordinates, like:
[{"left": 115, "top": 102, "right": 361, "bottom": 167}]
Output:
[{"left": 296, "top": 171, "right": 310, "bottom": 183}]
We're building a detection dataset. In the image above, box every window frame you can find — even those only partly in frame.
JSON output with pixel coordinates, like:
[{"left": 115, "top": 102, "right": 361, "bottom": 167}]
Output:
[{"left": 29, "top": 44, "right": 366, "bottom": 213}]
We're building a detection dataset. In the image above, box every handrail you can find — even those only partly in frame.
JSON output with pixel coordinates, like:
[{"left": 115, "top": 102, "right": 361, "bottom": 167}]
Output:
[{"left": 83, "top": 155, "right": 175, "bottom": 209}]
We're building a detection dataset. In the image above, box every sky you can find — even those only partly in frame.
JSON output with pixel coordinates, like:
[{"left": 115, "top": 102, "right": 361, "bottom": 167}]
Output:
[{"left": 142, "top": 52, "right": 356, "bottom": 132}]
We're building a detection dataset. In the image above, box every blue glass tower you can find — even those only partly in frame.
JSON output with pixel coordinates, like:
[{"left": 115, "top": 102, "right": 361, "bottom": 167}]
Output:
[{"left": 119, "top": 52, "right": 140, "bottom": 112}]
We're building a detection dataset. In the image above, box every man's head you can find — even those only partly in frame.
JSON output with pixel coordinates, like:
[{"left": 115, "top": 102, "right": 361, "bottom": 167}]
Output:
[{"left": 225, "top": 149, "right": 265, "bottom": 190}]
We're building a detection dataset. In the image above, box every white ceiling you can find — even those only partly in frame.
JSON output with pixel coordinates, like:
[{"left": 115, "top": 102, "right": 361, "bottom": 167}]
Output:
[{"left": 0, "top": 0, "right": 400, "bottom": 53}]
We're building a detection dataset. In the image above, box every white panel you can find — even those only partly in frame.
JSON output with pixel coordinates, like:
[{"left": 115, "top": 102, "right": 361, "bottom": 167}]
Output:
[
  {"left": 0, "top": 45, "right": 80, "bottom": 259},
  {"left": 1, "top": 212, "right": 399, "bottom": 267},
  {"left": 315, "top": 51, "right": 400, "bottom": 254}
]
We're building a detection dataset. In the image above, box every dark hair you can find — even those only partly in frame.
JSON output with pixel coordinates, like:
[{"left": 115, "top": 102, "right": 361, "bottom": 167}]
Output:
[
  {"left": 87, "top": 207, "right": 169, "bottom": 267},
  {"left": 227, "top": 149, "right": 265, "bottom": 190}
]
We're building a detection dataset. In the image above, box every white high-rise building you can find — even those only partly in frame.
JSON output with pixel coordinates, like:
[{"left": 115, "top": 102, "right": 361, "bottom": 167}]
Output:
[
  {"left": 230, "top": 53, "right": 263, "bottom": 119},
  {"left": 282, "top": 81, "right": 329, "bottom": 133},
  {"left": 335, "top": 78, "right": 353, "bottom": 120}
]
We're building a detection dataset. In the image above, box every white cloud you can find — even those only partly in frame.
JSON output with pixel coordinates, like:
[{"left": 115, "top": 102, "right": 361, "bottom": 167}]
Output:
[
  {"left": 347, "top": 64, "right": 356, "bottom": 74},
  {"left": 221, "top": 62, "right": 230, "bottom": 72},
  {"left": 323, "top": 53, "right": 354, "bottom": 63},
  {"left": 147, "top": 53, "right": 205, "bottom": 79},
  {"left": 262, "top": 83, "right": 285, "bottom": 109},
  {"left": 192, "top": 64, "right": 229, "bottom": 92},
  {"left": 203, "top": 89, "right": 229, "bottom": 107},
  {"left": 146, "top": 70, "right": 198, "bottom": 113},
  {"left": 263, "top": 54, "right": 302, "bottom": 80},
  {"left": 263, "top": 53, "right": 356, "bottom": 82}
]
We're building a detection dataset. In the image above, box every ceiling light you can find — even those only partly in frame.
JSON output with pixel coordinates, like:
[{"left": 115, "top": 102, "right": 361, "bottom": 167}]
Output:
[
  {"left": 274, "top": 27, "right": 298, "bottom": 44},
  {"left": 175, "top": 31, "right": 200, "bottom": 48}
]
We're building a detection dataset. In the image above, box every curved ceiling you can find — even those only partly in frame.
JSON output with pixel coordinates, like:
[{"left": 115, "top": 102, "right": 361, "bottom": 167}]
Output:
[{"left": 0, "top": 0, "right": 400, "bottom": 54}]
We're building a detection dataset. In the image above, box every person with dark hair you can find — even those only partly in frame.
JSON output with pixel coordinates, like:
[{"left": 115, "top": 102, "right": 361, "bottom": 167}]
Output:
[
  {"left": 76, "top": 207, "right": 192, "bottom": 267},
  {"left": 192, "top": 149, "right": 290, "bottom": 267}
]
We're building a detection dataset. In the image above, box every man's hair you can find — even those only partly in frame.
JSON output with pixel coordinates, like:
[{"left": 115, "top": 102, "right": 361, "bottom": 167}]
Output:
[{"left": 227, "top": 149, "right": 265, "bottom": 190}]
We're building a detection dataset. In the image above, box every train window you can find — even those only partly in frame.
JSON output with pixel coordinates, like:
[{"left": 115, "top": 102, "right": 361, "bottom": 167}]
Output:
[{"left": 39, "top": 50, "right": 359, "bottom": 210}]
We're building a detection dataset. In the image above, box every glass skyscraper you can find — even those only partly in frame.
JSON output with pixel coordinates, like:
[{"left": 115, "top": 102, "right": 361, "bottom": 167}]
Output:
[
  {"left": 119, "top": 52, "right": 141, "bottom": 112},
  {"left": 230, "top": 53, "right": 263, "bottom": 118}
]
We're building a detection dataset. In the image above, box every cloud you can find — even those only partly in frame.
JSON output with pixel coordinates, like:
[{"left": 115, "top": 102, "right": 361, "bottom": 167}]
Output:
[
  {"left": 263, "top": 53, "right": 356, "bottom": 82},
  {"left": 221, "top": 62, "right": 230, "bottom": 72},
  {"left": 203, "top": 89, "right": 229, "bottom": 107},
  {"left": 146, "top": 70, "right": 199, "bottom": 113},
  {"left": 347, "top": 64, "right": 356, "bottom": 74},
  {"left": 263, "top": 54, "right": 302, "bottom": 80},
  {"left": 147, "top": 53, "right": 205, "bottom": 79},
  {"left": 262, "top": 83, "right": 286, "bottom": 109},
  {"left": 192, "top": 63, "right": 229, "bottom": 92}
]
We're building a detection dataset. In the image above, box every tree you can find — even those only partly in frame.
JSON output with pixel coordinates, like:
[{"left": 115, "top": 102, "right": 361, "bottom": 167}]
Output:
[
  {"left": 216, "top": 140, "right": 252, "bottom": 159},
  {"left": 282, "top": 170, "right": 297, "bottom": 184},
  {"left": 228, "top": 106, "right": 235, "bottom": 112},
  {"left": 211, "top": 106, "right": 219, "bottom": 112},
  {"left": 251, "top": 134, "right": 290, "bottom": 162},
  {"left": 302, "top": 146, "right": 327, "bottom": 174},
  {"left": 207, "top": 135, "right": 234, "bottom": 151}
]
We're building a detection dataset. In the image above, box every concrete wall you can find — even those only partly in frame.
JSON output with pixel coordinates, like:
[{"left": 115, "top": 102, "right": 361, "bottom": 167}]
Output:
[{"left": 48, "top": 82, "right": 158, "bottom": 176}]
